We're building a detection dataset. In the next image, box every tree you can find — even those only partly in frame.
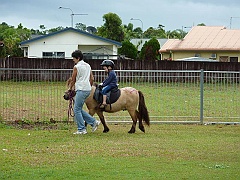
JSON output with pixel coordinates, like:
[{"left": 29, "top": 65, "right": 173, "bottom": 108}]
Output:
[
  {"left": 0, "top": 22, "right": 11, "bottom": 57},
  {"left": 133, "top": 27, "right": 142, "bottom": 38},
  {"left": 139, "top": 38, "right": 160, "bottom": 60},
  {"left": 0, "top": 23, "right": 31, "bottom": 57},
  {"left": 75, "top": 23, "right": 87, "bottom": 31},
  {"left": 143, "top": 25, "right": 167, "bottom": 39},
  {"left": 197, "top": 23, "right": 206, "bottom": 26},
  {"left": 48, "top": 26, "right": 64, "bottom": 33},
  {"left": 39, "top": 25, "right": 47, "bottom": 34},
  {"left": 122, "top": 23, "right": 134, "bottom": 41},
  {"left": 97, "top": 13, "right": 124, "bottom": 42},
  {"left": 166, "top": 29, "right": 183, "bottom": 39},
  {"left": 122, "top": 23, "right": 143, "bottom": 41},
  {"left": 118, "top": 40, "right": 138, "bottom": 59}
]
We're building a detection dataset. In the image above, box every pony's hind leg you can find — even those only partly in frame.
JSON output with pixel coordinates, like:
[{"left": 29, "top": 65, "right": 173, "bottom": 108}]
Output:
[
  {"left": 136, "top": 111, "right": 145, "bottom": 132},
  {"left": 128, "top": 110, "right": 137, "bottom": 133}
]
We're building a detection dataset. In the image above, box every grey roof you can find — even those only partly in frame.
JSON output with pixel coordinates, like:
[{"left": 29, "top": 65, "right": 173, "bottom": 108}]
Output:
[{"left": 20, "top": 27, "right": 122, "bottom": 47}]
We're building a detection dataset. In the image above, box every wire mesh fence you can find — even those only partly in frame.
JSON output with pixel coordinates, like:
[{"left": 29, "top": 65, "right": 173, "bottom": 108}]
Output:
[{"left": 0, "top": 68, "right": 239, "bottom": 124}]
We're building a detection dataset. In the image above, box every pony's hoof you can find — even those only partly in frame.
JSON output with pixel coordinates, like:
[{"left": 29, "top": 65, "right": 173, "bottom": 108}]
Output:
[
  {"left": 139, "top": 126, "right": 145, "bottom": 133},
  {"left": 128, "top": 130, "right": 135, "bottom": 134},
  {"left": 103, "top": 129, "right": 109, "bottom": 133}
]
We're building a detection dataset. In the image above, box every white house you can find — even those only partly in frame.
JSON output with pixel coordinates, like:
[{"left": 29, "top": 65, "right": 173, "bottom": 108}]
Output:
[{"left": 20, "top": 27, "right": 122, "bottom": 59}]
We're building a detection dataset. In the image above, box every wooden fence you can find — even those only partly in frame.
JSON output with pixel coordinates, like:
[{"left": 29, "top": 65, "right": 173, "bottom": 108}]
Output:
[{"left": 0, "top": 57, "right": 240, "bottom": 71}]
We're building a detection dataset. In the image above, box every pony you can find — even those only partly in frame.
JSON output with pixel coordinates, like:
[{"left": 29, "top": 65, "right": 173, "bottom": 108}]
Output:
[{"left": 66, "top": 78, "right": 150, "bottom": 133}]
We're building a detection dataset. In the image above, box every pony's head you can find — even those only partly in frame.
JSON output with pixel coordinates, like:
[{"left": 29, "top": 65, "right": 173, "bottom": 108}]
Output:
[{"left": 63, "top": 89, "right": 76, "bottom": 100}]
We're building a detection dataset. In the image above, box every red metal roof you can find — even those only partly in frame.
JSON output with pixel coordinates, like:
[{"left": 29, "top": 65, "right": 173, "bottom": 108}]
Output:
[{"left": 160, "top": 26, "right": 240, "bottom": 52}]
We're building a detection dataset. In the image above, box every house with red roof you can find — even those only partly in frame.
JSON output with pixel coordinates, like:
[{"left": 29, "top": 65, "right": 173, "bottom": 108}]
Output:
[{"left": 159, "top": 26, "right": 240, "bottom": 62}]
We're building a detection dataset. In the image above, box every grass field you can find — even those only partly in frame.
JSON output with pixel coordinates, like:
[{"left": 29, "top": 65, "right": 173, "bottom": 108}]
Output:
[
  {"left": 0, "top": 81, "right": 239, "bottom": 123},
  {"left": 0, "top": 123, "right": 239, "bottom": 180}
]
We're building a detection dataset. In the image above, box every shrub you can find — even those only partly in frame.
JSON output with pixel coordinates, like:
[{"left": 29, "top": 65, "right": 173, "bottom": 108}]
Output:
[
  {"left": 118, "top": 40, "right": 138, "bottom": 59},
  {"left": 139, "top": 38, "right": 160, "bottom": 60}
]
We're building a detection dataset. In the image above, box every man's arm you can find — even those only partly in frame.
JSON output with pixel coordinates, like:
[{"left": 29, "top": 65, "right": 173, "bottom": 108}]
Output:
[
  {"left": 69, "top": 67, "right": 77, "bottom": 90},
  {"left": 89, "top": 71, "right": 94, "bottom": 86}
]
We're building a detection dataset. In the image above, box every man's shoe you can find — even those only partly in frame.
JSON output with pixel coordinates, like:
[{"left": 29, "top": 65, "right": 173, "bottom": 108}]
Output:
[
  {"left": 73, "top": 130, "right": 87, "bottom": 135},
  {"left": 92, "top": 120, "right": 101, "bottom": 132}
]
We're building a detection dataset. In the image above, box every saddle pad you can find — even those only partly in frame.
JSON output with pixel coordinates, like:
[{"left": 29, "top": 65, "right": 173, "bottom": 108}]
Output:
[{"left": 93, "top": 86, "right": 121, "bottom": 104}]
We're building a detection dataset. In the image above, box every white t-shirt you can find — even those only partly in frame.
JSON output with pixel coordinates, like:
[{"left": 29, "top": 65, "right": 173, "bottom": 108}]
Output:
[{"left": 74, "top": 60, "right": 91, "bottom": 91}]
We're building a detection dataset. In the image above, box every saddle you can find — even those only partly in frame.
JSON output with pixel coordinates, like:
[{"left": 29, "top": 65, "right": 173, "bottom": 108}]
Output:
[{"left": 93, "top": 85, "right": 121, "bottom": 108}]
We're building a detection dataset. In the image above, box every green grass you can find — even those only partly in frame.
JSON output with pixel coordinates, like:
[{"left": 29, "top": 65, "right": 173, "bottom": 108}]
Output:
[
  {"left": 0, "top": 81, "right": 239, "bottom": 122},
  {"left": 0, "top": 123, "right": 239, "bottom": 179}
]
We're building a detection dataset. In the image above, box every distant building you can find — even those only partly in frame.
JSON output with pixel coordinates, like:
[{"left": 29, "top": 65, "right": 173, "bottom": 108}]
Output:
[
  {"left": 20, "top": 27, "right": 122, "bottom": 59},
  {"left": 159, "top": 26, "right": 240, "bottom": 62}
]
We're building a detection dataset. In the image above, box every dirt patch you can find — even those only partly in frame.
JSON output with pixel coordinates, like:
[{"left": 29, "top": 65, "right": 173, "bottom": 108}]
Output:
[{"left": 3, "top": 120, "right": 74, "bottom": 130}]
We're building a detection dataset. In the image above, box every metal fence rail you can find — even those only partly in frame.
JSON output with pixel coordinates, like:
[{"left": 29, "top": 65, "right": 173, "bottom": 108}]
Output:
[{"left": 0, "top": 68, "right": 239, "bottom": 124}]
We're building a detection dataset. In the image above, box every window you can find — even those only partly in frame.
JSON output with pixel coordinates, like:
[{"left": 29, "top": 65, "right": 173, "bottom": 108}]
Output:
[
  {"left": 219, "top": 56, "right": 228, "bottom": 62},
  {"left": 24, "top": 48, "right": 28, "bottom": 57},
  {"left": 56, "top": 52, "right": 65, "bottom": 58},
  {"left": 43, "top": 52, "right": 65, "bottom": 58},
  {"left": 43, "top": 52, "right": 53, "bottom": 58},
  {"left": 230, "top": 57, "right": 238, "bottom": 62},
  {"left": 210, "top": 53, "right": 217, "bottom": 59}
]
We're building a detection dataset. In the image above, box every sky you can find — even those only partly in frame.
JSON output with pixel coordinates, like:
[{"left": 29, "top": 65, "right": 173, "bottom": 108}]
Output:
[{"left": 1, "top": 0, "right": 240, "bottom": 32}]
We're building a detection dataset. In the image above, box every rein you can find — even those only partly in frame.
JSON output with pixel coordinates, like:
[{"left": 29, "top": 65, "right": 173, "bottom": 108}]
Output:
[
  {"left": 68, "top": 97, "right": 74, "bottom": 122},
  {"left": 67, "top": 90, "right": 76, "bottom": 123}
]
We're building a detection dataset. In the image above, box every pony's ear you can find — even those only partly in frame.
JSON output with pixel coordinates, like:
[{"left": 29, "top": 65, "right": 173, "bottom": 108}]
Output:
[{"left": 93, "top": 82, "right": 98, "bottom": 87}]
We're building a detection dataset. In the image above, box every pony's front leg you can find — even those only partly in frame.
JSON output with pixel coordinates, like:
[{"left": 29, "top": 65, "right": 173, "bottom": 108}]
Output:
[
  {"left": 87, "top": 108, "right": 96, "bottom": 127},
  {"left": 96, "top": 111, "right": 109, "bottom": 133}
]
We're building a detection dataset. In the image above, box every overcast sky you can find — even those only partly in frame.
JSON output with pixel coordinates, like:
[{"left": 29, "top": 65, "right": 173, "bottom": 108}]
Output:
[{"left": 1, "top": 0, "right": 240, "bottom": 31}]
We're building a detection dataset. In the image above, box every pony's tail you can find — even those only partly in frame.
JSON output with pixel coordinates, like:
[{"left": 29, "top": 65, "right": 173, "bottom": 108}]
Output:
[{"left": 138, "top": 91, "right": 150, "bottom": 126}]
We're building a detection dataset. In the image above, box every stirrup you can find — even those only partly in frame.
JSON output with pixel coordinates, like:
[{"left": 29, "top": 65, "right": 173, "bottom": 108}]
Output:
[{"left": 99, "top": 103, "right": 107, "bottom": 109}]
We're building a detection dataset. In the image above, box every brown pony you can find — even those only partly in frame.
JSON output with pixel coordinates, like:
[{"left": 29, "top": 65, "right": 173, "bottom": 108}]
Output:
[{"left": 66, "top": 78, "right": 150, "bottom": 133}]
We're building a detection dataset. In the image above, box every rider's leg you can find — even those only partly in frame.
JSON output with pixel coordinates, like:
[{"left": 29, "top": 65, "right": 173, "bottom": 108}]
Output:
[
  {"left": 102, "top": 95, "right": 107, "bottom": 105},
  {"left": 100, "top": 86, "right": 111, "bottom": 108}
]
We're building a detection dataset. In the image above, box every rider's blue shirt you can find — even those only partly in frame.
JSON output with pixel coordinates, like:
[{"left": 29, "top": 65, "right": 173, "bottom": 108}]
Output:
[{"left": 102, "top": 70, "right": 118, "bottom": 88}]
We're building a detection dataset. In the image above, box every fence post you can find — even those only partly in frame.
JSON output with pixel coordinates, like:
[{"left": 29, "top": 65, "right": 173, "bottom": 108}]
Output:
[{"left": 200, "top": 69, "right": 204, "bottom": 124}]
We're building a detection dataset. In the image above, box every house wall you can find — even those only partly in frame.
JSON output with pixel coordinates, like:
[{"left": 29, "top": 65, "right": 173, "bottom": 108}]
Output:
[
  {"left": 161, "top": 51, "right": 240, "bottom": 62},
  {"left": 23, "top": 31, "right": 117, "bottom": 58}
]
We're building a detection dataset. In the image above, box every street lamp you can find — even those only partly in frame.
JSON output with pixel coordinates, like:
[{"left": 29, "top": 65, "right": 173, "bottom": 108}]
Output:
[
  {"left": 59, "top": 7, "right": 73, "bottom": 27},
  {"left": 59, "top": 7, "right": 88, "bottom": 28},
  {"left": 130, "top": 18, "right": 143, "bottom": 40}
]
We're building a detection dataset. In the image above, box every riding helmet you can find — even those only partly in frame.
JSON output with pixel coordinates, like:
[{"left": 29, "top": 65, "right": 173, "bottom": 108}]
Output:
[{"left": 100, "top": 59, "right": 115, "bottom": 68}]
